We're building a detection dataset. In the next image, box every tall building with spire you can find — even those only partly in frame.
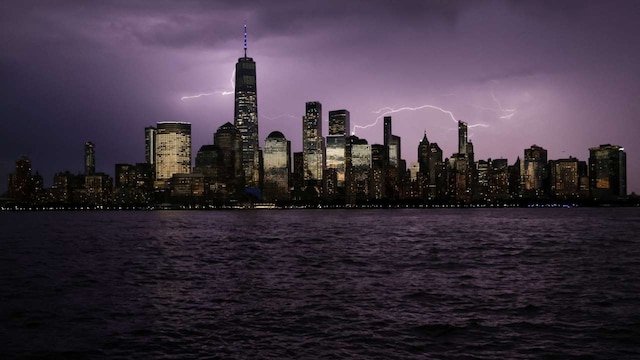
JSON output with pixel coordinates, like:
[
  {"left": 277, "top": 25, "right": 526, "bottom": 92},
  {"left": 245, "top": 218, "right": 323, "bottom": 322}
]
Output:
[
  {"left": 234, "top": 24, "right": 260, "bottom": 188},
  {"left": 84, "top": 141, "right": 95, "bottom": 175}
]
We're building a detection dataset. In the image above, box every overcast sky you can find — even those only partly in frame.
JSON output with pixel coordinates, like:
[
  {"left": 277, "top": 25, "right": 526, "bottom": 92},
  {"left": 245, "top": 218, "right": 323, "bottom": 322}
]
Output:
[{"left": 1, "top": 0, "right": 639, "bottom": 193}]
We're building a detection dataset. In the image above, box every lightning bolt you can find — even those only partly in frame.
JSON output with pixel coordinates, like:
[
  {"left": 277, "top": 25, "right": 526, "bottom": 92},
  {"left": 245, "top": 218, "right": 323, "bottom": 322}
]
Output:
[
  {"left": 489, "top": 80, "right": 517, "bottom": 120},
  {"left": 352, "top": 105, "right": 488, "bottom": 135},
  {"left": 181, "top": 69, "right": 235, "bottom": 101},
  {"left": 490, "top": 91, "right": 517, "bottom": 119}
]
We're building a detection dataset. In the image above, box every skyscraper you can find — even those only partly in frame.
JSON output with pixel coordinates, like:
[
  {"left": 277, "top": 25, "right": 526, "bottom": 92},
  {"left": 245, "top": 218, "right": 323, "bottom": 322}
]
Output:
[
  {"left": 84, "top": 141, "right": 95, "bottom": 175},
  {"left": 145, "top": 126, "right": 156, "bottom": 166},
  {"left": 418, "top": 132, "right": 430, "bottom": 176},
  {"left": 234, "top": 24, "right": 259, "bottom": 188},
  {"left": 263, "top": 131, "right": 291, "bottom": 201},
  {"left": 589, "top": 144, "right": 627, "bottom": 200},
  {"left": 427, "top": 142, "right": 444, "bottom": 199},
  {"left": 345, "top": 135, "right": 371, "bottom": 203},
  {"left": 521, "top": 144, "right": 548, "bottom": 197},
  {"left": 458, "top": 120, "right": 468, "bottom": 155},
  {"left": 302, "top": 101, "right": 325, "bottom": 183},
  {"left": 212, "top": 122, "right": 243, "bottom": 198},
  {"left": 326, "top": 109, "right": 350, "bottom": 186},
  {"left": 155, "top": 122, "right": 191, "bottom": 181},
  {"left": 382, "top": 116, "right": 402, "bottom": 168},
  {"left": 549, "top": 157, "right": 583, "bottom": 199}
]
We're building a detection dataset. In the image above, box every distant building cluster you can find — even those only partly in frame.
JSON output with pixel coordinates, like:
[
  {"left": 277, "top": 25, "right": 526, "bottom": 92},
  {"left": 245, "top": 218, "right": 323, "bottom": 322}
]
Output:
[{"left": 3, "top": 39, "right": 630, "bottom": 208}]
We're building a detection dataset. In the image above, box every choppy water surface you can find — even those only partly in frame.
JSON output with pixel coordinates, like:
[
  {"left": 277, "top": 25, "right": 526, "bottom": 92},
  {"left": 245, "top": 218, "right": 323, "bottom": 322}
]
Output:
[{"left": 1, "top": 208, "right": 640, "bottom": 359}]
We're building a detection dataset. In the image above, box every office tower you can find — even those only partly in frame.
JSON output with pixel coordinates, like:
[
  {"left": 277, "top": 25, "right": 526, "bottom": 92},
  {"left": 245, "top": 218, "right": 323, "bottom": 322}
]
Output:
[
  {"left": 113, "top": 163, "right": 153, "bottom": 205},
  {"left": 145, "top": 126, "right": 156, "bottom": 166},
  {"left": 489, "top": 158, "right": 509, "bottom": 201},
  {"left": 329, "top": 110, "right": 350, "bottom": 136},
  {"left": 7, "top": 156, "right": 32, "bottom": 203},
  {"left": 214, "top": 122, "right": 243, "bottom": 195},
  {"left": 449, "top": 153, "right": 473, "bottom": 203},
  {"left": 383, "top": 116, "right": 401, "bottom": 168},
  {"left": 508, "top": 157, "right": 521, "bottom": 198},
  {"left": 115, "top": 163, "right": 136, "bottom": 189},
  {"left": 85, "top": 173, "right": 113, "bottom": 205},
  {"left": 345, "top": 135, "right": 371, "bottom": 203},
  {"left": 292, "top": 152, "right": 304, "bottom": 199},
  {"left": 550, "top": 157, "right": 581, "bottom": 199},
  {"left": 418, "top": 132, "right": 430, "bottom": 176},
  {"left": 234, "top": 24, "right": 259, "bottom": 187},
  {"left": 84, "top": 141, "right": 95, "bottom": 175},
  {"left": 458, "top": 120, "right": 468, "bottom": 155},
  {"left": 326, "top": 110, "right": 350, "bottom": 186},
  {"left": 263, "top": 131, "right": 291, "bottom": 201},
  {"left": 302, "top": 101, "right": 325, "bottom": 183},
  {"left": 370, "top": 144, "right": 386, "bottom": 199},
  {"left": 155, "top": 122, "right": 191, "bottom": 181},
  {"left": 427, "top": 143, "right": 444, "bottom": 198},
  {"left": 521, "top": 144, "right": 548, "bottom": 197},
  {"left": 589, "top": 144, "right": 627, "bottom": 199},
  {"left": 475, "top": 159, "right": 490, "bottom": 202},
  {"left": 409, "top": 162, "right": 420, "bottom": 182},
  {"left": 195, "top": 145, "right": 221, "bottom": 179}
]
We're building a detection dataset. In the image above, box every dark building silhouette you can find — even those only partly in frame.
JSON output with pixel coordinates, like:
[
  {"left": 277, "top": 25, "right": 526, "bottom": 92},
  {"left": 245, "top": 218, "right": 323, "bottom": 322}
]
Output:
[
  {"left": 458, "top": 121, "right": 468, "bottom": 155},
  {"left": 549, "top": 157, "right": 588, "bottom": 200},
  {"left": 7, "top": 156, "right": 33, "bottom": 203},
  {"left": 214, "top": 122, "right": 243, "bottom": 198},
  {"left": 521, "top": 144, "right": 548, "bottom": 198},
  {"left": 345, "top": 135, "right": 371, "bottom": 204},
  {"left": 589, "top": 144, "right": 626, "bottom": 200},
  {"left": 428, "top": 143, "right": 445, "bottom": 200},
  {"left": 263, "top": 131, "right": 291, "bottom": 201},
  {"left": 85, "top": 141, "right": 95, "bottom": 175}
]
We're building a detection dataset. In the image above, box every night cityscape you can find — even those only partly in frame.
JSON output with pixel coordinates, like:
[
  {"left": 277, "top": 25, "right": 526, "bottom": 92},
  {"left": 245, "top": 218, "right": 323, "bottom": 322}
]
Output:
[
  {"left": 3, "top": 2, "right": 640, "bottom": 359},
  {"left": 2, "top": 27, "right": 632, "bottom": 209}
]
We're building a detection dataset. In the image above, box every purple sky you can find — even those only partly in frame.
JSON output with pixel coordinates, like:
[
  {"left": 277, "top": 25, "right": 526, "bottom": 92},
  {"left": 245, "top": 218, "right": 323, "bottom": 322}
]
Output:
[{"left": 1, "top": 0, "right": 639, "bottom": 193}]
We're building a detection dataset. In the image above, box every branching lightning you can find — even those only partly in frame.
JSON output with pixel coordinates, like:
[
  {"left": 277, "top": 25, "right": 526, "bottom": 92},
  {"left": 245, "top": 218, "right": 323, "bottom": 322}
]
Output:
[
  {"left": 491, "top": 90, "right": 517, "bottom": 119},
  {"left": 352, "top": 105, "right": 488, "bottom": 135},
  {"left": 180, "top": 69, "right": 235, "bottom": 101}
]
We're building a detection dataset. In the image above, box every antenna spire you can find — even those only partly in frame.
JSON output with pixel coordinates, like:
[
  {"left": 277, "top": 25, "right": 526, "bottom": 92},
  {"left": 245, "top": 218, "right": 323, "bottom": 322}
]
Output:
[{"left": 243, "top": 23, "right": 247, "bottom": 57}]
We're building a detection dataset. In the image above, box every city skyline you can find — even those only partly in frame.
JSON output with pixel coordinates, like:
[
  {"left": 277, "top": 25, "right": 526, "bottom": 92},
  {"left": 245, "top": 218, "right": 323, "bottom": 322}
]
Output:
[{"left": 1, "top": 1, "right": 639, "bottom": 193}]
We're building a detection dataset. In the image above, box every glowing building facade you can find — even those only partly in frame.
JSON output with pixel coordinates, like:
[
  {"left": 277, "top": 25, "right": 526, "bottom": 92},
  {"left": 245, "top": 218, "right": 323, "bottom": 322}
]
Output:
[
  {"left": 155, "top": 122, "right": 191, "bottom": 181},
  {"left": 302, "top": 101, "right": 325, "bottom": 182},
  {"left": 234, "top": 25, "right": 260, "bottom": 187},
  {"left": 326, "top": 110, "right": 350, "bottom": 186},
  {"left": 589, "top": 144, "right": 626, "bottom": 199},
  {"left": 521, "top": 144, "right": 548, "bottom": 197},
  {"left": 263, "top": 131, "right": 291, "bottom": 201}
]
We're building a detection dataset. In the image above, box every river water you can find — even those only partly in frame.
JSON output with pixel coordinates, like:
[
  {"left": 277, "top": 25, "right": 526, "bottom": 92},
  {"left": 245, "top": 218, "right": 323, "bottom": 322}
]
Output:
[{"left": 1, "top": 208, "right": 639, "bottom": 359}]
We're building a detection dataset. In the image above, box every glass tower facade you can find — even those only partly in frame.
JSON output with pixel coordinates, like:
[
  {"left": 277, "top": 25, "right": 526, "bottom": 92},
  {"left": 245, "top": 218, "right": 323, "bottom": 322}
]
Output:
[
  {"left": 302, "top": 101, "right": 325, "bottom": 182},
  {"left": 522, "top": 144, "right": 548, "bottom": 196},
  {"left": 589, "top": 144, "right": 627, "bottom": 199},
  {"left": 263, "top": 131, "right": 291, "bottom": 201},
  {"left": 326, "top": 109, "right": 350, "bottom": 186},
  {"left": 155, "top": 122, "right": 191, "bottom": 181},
  {"left": 234, "top": 53, "right": 259, "bottom": 187},
  {"left": 84, "top": 141, "right": 95, "bottom": 175}
]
